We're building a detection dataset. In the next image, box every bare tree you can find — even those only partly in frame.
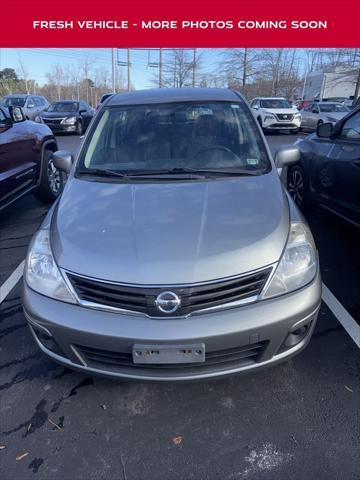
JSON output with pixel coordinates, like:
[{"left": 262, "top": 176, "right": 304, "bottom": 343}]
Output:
[
  {"left": 17, "top": 54, "right": 30, "bottom": 94},
  {"left": 220, "top": 48, "right": 260, "bottom": 94},
  {"left": 159, "top": 49, "right": 201, "bottom": 88}
]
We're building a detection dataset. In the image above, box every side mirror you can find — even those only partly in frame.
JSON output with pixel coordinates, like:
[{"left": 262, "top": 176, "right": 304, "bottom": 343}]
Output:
[
  {"left": 252, "top": 105, "right": 258, "bottom": 110},
  {"left": 0, "top": 116, "right": 13, "bottom": 132},
  {"left": 52, "top": 150, "right": 74, "bottom": 174},
  {"left": 79, "top": 109, "right": 86, "bottom": 114},
  {"left": 274, "top": 145, "right": 301, "bottom": 169},
  {"left": 311, "top": 109, "right": 318, "bottom": 114},
  {"left": 27, "top": 102, "right": 35, "bottom": 108},
  {"left": 316, "top": 122, "right": 333, "bottom": 138},
  {"left": 9, "top": 106, "right": 26, "bottom": 122}
]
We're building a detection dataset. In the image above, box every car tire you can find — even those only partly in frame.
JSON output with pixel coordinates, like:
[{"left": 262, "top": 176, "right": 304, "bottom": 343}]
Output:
[
  {"left": 75, "top": 120, "right": 83, "bottom": 135},
  {"left": 293, "top": 128, "right": 299, "bottom": 134},
  {"left": 34, "top": 149, "right": 64, "bottom": 204},
  {"left": 287, "top": 165, "right": 312, "bottom": 210}
]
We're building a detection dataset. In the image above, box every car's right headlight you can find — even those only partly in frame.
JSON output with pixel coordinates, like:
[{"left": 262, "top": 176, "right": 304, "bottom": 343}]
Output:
[
  {"left": 261, "top": 222, "right": 317, "bottom": 299},
  {"left": 264, "top": 114, "right": 276, "bottom": 121},
  {"left": 25, "top": 229, "right": 76, "bottom": 303}
]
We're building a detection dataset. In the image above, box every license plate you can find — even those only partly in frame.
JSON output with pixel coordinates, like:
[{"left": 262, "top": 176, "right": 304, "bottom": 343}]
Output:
[{"left": 132, "top": 343, "right": 205, "bottom": 364}]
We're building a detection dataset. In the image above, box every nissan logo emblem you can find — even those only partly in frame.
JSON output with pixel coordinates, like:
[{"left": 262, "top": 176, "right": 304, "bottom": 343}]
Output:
[{"left": 155, "top": 291, "right": 181, "bottom": 314}]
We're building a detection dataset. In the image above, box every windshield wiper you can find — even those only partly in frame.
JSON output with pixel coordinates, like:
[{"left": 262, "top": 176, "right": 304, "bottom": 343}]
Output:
[
  {"left": 164, "top": 167, "right": 262, "bottom": 176},
  {"left": 78, "top": 168, "right": 130, "bottom": 179}
]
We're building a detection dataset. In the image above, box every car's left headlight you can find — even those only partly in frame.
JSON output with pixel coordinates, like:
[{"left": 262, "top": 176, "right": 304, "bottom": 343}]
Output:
[
  {"left": 261, "top": 222, "right": 317, "bottom": 299},
  {"left": 61, "top": 116, "right": 77, "bottom": 125},
  {"left": 34, "top": 115, "right": 43, "bottom": 123},
  {"left": 25, "top": 229, "right": 76, "bottom": 303},
  {"left": 294, "top": 112, "right": 301, "bottom": 119}
]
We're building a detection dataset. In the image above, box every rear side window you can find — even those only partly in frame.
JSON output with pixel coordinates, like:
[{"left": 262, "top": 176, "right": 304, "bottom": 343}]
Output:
[{"left": 79, "top": 101, "right": 271, "bottom": 175}]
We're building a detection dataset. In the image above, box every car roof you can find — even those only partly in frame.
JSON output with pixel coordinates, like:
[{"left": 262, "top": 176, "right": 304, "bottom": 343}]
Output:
[
  {"left": 4, "top": 93, "right": 29, "bottom": 97},
  {"left": 107, "top": 88, "right": 242, "bottom": 106},
  {"left": 254, "top": 97, "right": 287, "bottom": 100}
]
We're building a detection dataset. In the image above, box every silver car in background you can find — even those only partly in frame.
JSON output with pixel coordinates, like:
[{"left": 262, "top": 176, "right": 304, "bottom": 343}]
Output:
[
  {"left": 300, "top": 102, "right": 350, "bottom": 131},
  {"left": 22, "top": 88, "right": 322, "bottom": 381},
  {"left": 1, "top": 94, "right": 49, "bottom": 120}
]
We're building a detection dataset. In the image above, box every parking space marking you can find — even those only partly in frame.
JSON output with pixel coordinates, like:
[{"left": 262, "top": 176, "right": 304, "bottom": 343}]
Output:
[
  {"left": 0, "top": 261, "right": 359, "bottom": 349},
  {"left": 0, "top": 260, "right": 25, "bottom": 304},
  {"left": 322, "top": 283, "right": 360, "bottom": 348}
]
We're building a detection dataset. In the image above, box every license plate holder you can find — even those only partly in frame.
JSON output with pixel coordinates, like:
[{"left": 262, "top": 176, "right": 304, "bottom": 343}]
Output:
[{"left": 132, "top": 343, "right": 205, "bottom": 364}]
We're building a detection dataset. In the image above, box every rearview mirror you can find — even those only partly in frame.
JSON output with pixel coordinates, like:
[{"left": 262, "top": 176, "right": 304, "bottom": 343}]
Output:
[
  {"left": 274, "top": 145, "right": 301, "bottom": 169},
  {"left": 316, "top": 122, "right": 333, "bottom": 138},
  {"left": 52, "top": 150, "right": 74, "bottom": 174},
  {"left": 8, "top": 106, "right": 26, "bottom": 122}
]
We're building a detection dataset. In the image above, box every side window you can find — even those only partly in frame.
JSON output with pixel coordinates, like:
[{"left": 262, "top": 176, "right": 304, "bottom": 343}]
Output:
[
  {"left": 0, "top": 109, "right": 7, "bottom": 122},
  {"left": 314, "top": 104, "right": 320, "bottom": 113},
  {"left": 80, "top": 102, "right": 87, "bottom": 111},
  {"left": 339, "top": 111, "right": 360, "bottom": 140},
  {"left": 34, "top": 97, "right": 42, "bottom": 107}
]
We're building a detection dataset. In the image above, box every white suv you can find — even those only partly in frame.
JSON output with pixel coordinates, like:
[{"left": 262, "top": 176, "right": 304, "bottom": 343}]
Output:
[{"left": 250, "top": 97, "right": 301, "bottom": 134}]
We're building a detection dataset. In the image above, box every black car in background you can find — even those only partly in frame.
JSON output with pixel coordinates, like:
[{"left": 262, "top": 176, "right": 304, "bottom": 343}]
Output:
[
  {"left": 287, "top": 106, "right": 360, "bottom": 227},
  {"left": 35, "top": 100, "right": 95, "bottom": 135}
]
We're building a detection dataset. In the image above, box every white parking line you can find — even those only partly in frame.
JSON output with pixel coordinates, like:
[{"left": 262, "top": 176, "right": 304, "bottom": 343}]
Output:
[
  {"left": 0, "top": 260, "right": 25, "bottom": 303},
  {"left": 0, "top": 262, "right": 359, "bottom": 348},
  {"left": 321, "top": 283, "right": 360, "bottom": 348}
]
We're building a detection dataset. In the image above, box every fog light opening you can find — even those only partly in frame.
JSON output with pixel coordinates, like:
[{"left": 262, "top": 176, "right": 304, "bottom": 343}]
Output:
[
  {"left": 280, "top": 322, "right": 312, "bottom": 352},
  {"left": 32, "top": 327, "right": 64, "bottom": 356}
]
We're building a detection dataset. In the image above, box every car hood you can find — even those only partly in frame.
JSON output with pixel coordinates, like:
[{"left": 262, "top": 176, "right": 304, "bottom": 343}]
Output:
[
  {"left": 51, "top": 172, "right": 289, "bottom": 284},
  {"left": 41, "top": 111, "right": 77, "bottom": 118},
  {"left": 263, "top": 108, "right": 298, "bottom": 115},
  {"left": 321, "top": 111, "right": 348, "bottom": 121}
]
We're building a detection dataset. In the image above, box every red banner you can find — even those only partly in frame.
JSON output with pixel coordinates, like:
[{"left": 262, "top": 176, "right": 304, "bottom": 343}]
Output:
[{"left": 0, "top": 0, "right": 359, "bottom": 47}]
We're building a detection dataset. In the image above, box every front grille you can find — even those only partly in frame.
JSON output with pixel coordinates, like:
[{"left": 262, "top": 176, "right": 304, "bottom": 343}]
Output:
[
  {"left": 276, "top": 113, "right": 294, "bottom": 121},
  {"left": 268, "top": 123, "right": 297, "bottom": 128},
  {"left": 76, "top": 341, "right": 268, "bottom": 376},
  {"left": 42, "top": 118, "right": 64, "bottom": 125},
  {"left": 67, "top": 267, "right": 272, "bottom": 317}
]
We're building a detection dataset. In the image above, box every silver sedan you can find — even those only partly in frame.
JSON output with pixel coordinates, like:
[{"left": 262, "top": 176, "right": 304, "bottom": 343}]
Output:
[{"left": 300, "top": 102, "right": 350, "bottom": 131}]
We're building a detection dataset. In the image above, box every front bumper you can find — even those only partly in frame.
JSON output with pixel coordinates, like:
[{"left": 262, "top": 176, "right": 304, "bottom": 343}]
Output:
[
  {"left": 22, "top": 270, "right": 321, "bottom": 381},
  {"left": 42, "top": 122, "right": 77, "bottom": 133},
  {"left": 263, "top": 117, "right": 301, "bottom": 130}
]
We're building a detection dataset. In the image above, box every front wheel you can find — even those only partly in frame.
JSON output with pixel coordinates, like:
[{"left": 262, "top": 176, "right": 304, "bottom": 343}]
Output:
[
  {"left": 75, "top": 120, "right": 83, "bottom": 135},
  {"left": 34, "top": 150, "right": 64, "bottom": 204},
  {"left": 287, "top": 165, "right": 312, "bottom": 210}
]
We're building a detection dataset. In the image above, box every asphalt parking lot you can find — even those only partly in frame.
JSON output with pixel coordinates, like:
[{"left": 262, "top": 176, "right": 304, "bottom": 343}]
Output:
[{"left": 0, "top": 133, "right": 359, "bottom": 480}]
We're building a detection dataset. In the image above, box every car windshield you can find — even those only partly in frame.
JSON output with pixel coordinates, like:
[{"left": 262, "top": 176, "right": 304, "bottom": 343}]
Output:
[
  {"left": 260, "top": 99, "right": 292, "bottom": 109},
  {"left": 47, "top": 102, "right": 78, "bottom": 112},
  {"left": 1, "top": 97, "right": 26, "bottom": 107},
  {"left": 77, "top": 101, "right": 271, "bottom": 177},
  {"left": 319, "top": 103, "right": 349, "bottom": 113}
]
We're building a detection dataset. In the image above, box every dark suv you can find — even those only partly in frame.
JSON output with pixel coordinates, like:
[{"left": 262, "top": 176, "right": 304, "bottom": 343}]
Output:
[{"left": 0, "top": 106, "right": 63, "bottom": 210}]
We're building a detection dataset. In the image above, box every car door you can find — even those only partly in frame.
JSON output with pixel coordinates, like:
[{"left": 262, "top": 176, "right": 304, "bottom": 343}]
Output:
[
  {"left": 308, "top": 103, "right": 320, "bottom": 130},
  {"left": 327, "top": 110, "right": 360, "bottom": 225},
  {"left": 301, "top": 105, "right": 312, "bottom": 129},
  {"left": 80, "top": 102, "right": 93, "bottom": 128},
  {"left": 0, "top": 108, "right": 37, "bottom": 207}
]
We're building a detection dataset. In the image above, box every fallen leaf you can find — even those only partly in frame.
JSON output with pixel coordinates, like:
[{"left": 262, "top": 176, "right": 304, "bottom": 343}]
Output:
[
  {"left": 16, "top": 452, "right": 29, "bottom": 461},
  {"left": 27, "top": 423, "right": 32, "bottom": 432},
  {"left": 344, "top": 385, "right": 354, "bottom": 393},
  {"left": 0, "top": 446, "right": 6, "bottom": 450},
  {"left": 172, "top": 436, "right": 182, "bottom": 445},
  {"left": 101, "top": 404, "right": 107, "bottom": 410},
  {"left": 48, "top": 418, "right": 63, "bottom": 431}
]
